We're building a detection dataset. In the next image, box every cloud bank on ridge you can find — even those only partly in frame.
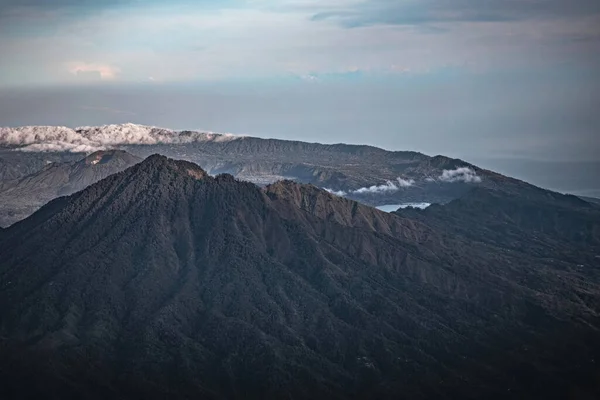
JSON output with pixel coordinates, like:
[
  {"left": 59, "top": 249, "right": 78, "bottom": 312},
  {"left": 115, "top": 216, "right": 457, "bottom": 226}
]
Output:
[
  {"left": 325, "top": 177, "right": 415, "bottom": 197},
  {"left": 0, "top": 123, "right": 242, "bottom": 152},
  {"left": 352, "top": 178, "right": 415, "bottom": 194}
]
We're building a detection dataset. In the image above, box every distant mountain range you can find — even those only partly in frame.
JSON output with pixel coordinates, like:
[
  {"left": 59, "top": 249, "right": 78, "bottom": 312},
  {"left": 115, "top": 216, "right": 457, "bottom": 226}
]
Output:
[
  {"left": 0, "top": 150, "right": 140, "bottom": 226},
  {"left": 1, "top": 124, "right": 570, "bottom": 228},
  {"left": 1, "top": 155, "right": 599, "bottom": 399},
  {"left": 467, "top": 157, "right": 600, "bottom": 199}
]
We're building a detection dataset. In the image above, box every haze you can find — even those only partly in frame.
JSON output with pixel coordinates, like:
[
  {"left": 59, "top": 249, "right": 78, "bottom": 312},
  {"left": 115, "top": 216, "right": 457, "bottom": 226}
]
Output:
[{"left": 1, "top": 0, "right": 599, "bottom": 195}]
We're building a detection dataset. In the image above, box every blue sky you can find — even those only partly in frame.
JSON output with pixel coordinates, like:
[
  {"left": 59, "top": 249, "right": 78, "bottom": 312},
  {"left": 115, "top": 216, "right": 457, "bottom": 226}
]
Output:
[{"left": 0, "top": 0, "right": 599, "bottom": 168}]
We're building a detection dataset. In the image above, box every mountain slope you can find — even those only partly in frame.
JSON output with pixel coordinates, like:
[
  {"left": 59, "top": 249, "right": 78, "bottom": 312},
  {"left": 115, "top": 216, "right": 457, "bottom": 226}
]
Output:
[
  {"left": 581, "top": 195, "right": 600, "bottom": 205},
  {"left": 1, "top": 156, "right": 600, "bottom": 399},
  {"left": 1, "top": 124, "right": 509, "bottom": 206},
  {"left": 0, "top": 148, "right": 82, "bottom": 181},
  {"left": 0, "top": 150, "right": 140, "bottom": 227},
  {"left": 396, "top": 186, "right": 600, "bottom": 263},
  {"left": 127, "top": 141, "right": 490, "bottom": 203}
]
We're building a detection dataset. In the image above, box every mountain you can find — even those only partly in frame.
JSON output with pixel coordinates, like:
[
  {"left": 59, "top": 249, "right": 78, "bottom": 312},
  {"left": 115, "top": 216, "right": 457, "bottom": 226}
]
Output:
[
  {"left": 0, "top": 150, "right": 141, "bottom": 227},
  {"left": 126, "top": 140, "right": 504, "bottom": 205},
  {"left": 0, "top": 148, "right": 82, "bottom": 181},
  {"left": 580, "top": 195, "right": 600, "bottom": 205},
  {"left": 395, "top": 185, "right": 600, "bottom": 261},
  {"left": 0, "top": 124, "right": 235, "bottom": 181},
  {"left": 1, "top": 155, "right": 600, "bottom": 399},
  {"left": 1, "top": 124, "right": 513, "bottom": 208}
]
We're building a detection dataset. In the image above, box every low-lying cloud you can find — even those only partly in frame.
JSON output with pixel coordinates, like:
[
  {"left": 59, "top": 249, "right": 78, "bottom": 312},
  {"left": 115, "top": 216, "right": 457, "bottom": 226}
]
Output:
[
  {"left": 324, "top": 188, "right": 348, "bottom": 197},
  {"left": 0, "top": 123, "right": 242, "bottom": 152},
  {"left": 438, "top": 167, "right": 482, "bottom": 183},
  {"left": 325, "top": 177, "right": 415, "bottom": 197},
  {"left": 376, "top": 202, "right": 431, "bottom": 212},
  {"left": 352, "top": 177, "right": 415, "bottom": 194}
]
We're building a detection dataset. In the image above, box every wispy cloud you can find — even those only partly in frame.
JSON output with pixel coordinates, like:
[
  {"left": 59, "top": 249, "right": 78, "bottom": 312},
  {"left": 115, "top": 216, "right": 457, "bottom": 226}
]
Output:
[
  {"left": 325, "top": 177, "right": 415, "bottom": 197},
  {"left": 66, "top": 62, "right": 120, "bottom": 80},
  {"left": 310, "top": 0, "right": 600, "bottom": 28},
  {"left": 352, "top": 177, "right": 415, "bottom": 194}
]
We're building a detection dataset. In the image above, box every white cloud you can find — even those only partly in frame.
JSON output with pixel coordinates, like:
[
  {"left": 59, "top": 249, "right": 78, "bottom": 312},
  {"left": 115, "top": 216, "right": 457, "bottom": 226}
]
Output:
[
  {"left": 324, "top": 176, "right": 414, "bottom": 197},
  {"left": 324, "top": 188, "right": 347, "bottom": 196},
  {"left": 438, "top": 167, "right": 482, "bottom": 183},
  {"left": 351, "top": 177, "right": 415, "bottom": 194},
  {"left": 19, "top": 142, "right": 102, "bottom": 153},
  {"left": 396, "top": 177, "right": 415, "bottom": 187},
  {"left": 0, "top": 123, "right": 243, "bottom": 152}
]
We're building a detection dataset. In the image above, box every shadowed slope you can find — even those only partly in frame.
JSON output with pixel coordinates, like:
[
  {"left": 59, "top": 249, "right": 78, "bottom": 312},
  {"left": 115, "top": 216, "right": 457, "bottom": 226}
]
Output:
[{"left": 397, "top": 186, "right": 600, "bottom": 263}]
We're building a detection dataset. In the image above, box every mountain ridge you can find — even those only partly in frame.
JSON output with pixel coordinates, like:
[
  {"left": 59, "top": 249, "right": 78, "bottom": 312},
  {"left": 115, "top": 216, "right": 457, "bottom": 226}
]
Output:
[
  {"left": 1, "top": 155, "right": 599, "bottom": 399},
  {"left": 0, "top": 123, "right": 554, "bottom": 210},
  {"left": 0, "top": 149, "right": 141, "bottom": 227}
]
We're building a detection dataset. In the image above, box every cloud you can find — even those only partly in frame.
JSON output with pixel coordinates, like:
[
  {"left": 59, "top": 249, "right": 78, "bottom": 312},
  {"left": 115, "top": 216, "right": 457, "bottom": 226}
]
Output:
[
  {"left": 324, "top": 177, "right": 415, "bottom": 197},
  {"left": 66, "top": 62, "right": 120, "bottom": 80},
  {"left": 438, "top": 167, "right": 482, "bottom": 183},
  {"left": 324, "top": 188, "right": 347, "bottom": 196},
  {"left": 397, "top": 202, "right": 430, "bottom": 209},
  {"left": 311, "top": 0, "right": 600, "bottom": 28},
  {"left": 1, "top": 0, "right": 599, "bottom": 87},
  {"left": 396, "top": 178, "right": 415, "bottom": 187},
  {"left": 75, "top": 70, "right": 103, "bottom": 80},
  {"left": 0, "top": 123, "right": 243, "bottom": 152},
  {"left": 352, "top": 177, "right": 415, "bottom": 194},
  {"left": 18, "top": 142, "right": 102, "bottom": 153},
  {"left": 0, "top": 0, "right": 127, "bottom": 9}
]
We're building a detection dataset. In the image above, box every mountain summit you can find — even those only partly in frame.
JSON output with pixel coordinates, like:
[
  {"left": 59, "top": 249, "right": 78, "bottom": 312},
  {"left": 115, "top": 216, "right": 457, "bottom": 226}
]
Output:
[{"left": 1, "top": 155, "right": 599, "bottom": 399}]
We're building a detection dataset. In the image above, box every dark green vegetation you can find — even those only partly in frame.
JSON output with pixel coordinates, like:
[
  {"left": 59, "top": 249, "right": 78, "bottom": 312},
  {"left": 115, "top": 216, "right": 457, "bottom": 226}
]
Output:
[
  {"left": 1, "top": 155, "right": 600, "bottom": 399},
  {"left": 0, "top": 150, "right": 140, "bottom": 227}
]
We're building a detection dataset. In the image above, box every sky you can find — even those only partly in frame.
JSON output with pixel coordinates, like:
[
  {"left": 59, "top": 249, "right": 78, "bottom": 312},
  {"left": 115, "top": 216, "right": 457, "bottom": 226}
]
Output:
[{"left": 0, "top": 0, "right": 599, "bottom": 167}]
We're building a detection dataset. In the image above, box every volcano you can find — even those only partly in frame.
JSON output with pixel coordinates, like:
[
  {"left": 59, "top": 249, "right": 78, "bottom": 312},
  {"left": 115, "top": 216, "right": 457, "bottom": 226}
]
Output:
[{"left": 1, "top": 155, "right": 599, "bottom": 399}]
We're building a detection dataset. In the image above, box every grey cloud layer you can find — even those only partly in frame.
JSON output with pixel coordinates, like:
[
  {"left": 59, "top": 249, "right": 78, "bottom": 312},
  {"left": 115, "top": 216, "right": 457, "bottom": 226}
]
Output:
[
  {"left": 312, "top": 0, "right": 600, "bottom": 28},
  {"left": 0, "top": 0, "right": 231, "bottom": 19},
  {"left": 0, "top": 0, "right": 127, "bottom": 16}
]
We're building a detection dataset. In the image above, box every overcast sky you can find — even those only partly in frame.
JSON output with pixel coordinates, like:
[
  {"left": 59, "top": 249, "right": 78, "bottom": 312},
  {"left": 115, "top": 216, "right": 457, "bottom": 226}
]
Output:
[{"left": 1, "top": 0, "right": 599, "bottom": 163}]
